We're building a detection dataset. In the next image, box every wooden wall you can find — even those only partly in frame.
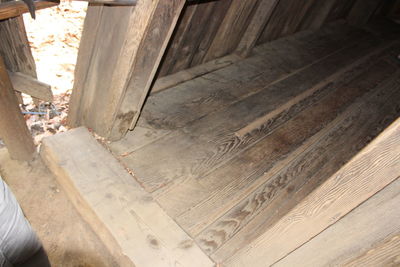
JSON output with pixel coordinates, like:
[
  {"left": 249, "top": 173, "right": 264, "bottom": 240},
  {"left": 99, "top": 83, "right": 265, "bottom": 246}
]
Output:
[{"left": 157, "top": 0, "right": 365, "bottom": 78}]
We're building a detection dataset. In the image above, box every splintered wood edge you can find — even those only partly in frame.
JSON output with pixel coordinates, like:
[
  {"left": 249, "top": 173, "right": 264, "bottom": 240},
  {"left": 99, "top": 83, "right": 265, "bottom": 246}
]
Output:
[
  {"left": 40, "top": 127, "right": 214, "bottom": 267},
  {"left": 225, "top": 117, "right": 400, "bottom": 267}
]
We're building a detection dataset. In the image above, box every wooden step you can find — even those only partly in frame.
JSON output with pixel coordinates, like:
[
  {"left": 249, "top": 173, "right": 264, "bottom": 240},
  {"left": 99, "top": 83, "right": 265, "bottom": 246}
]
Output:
[
  {"left": 40, "top": 128, "right": 214, "bottom": 267},
  {"left": 120, "top": 37, "right": 389, "bottom": 194}
]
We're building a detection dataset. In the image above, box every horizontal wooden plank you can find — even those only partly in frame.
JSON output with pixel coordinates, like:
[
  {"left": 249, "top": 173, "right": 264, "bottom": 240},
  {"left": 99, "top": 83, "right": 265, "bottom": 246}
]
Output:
[
  {"left": 224, "top": 116, "right": 400, "bottom": 266},
  {"left": 40, "top": 127, "right": 214, "bottom": 267},
  {"left": 9, "top": 71, "right": 53, "bottom": 102},
  {"left": 275, "top": 177, "right": 400, "bottom": 266},
  {"left": 0, "top": 1, "right": 58, "bottom": 20},
  {"left": 151, "top": 54, "right": 241, "bottom": 94}
]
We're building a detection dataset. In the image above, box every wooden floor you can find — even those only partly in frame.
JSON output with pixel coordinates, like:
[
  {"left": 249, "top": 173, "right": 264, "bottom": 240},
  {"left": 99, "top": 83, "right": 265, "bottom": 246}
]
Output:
[{"left": 108, "top": 19, "right": 400, "bottom": 263}]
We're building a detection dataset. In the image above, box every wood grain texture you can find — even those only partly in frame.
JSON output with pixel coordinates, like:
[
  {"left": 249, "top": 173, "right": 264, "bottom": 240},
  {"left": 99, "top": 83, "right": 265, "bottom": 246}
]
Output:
[
  {"left": 326, "top": 0, "right": 357, "bottom": 22},
  {"left": 204, "top": 0, "right": 259, "bottom": 62},
  {"left": 343, "top": 233, "right": 400, "bottom": 267},
  {"left": 225, "top": 116, "right": 400, "bottom": 267},
  {"left": 125, "top": 35, "right": 381, "bottom": 194},
  {"left": 201, "top": 60, "right": 400, "bottom": 261},
  {"left": 40, "top": 127, "right": 214, "bottom": 267},
  {"left": 275, "top": 178, "right": 400, "bottom": 267},
  {"left": 9, "top": 71, "right": 53, "bottom": 102},
  {"left": 177, "top": 59, "right": 397, "bottom": 242},
  {"left": 235, "top": 0, "right": 280, "bottom": 57},
  {"left": 0, "top": 56, "right": 35, "bottom": 161}
]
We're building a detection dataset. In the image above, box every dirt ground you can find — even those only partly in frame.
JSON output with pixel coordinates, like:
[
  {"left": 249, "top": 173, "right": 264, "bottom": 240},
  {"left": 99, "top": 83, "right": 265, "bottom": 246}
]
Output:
[{"left": 0, "top": 148, "right": 119, "bottom": 267}]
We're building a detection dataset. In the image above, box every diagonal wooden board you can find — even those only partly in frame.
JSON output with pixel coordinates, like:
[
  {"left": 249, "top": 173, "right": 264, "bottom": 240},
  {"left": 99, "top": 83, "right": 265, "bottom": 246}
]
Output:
[
  {"left": 224, "top": 117, "right": 400, "bottom": 266},
  {"left": 40, "top": 127, "right": 214, "bottom": 267}
]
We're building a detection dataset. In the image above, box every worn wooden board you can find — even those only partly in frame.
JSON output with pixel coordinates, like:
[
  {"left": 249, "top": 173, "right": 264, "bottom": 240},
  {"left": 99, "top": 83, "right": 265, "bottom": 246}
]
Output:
[
  {"left": 9, "top": 71, "right": 53, "bottom": 102},
  {"left": 40, "top": 127, "right": 213, "bottom": 267},
  {"left": 224, "top": 116, "right": 400, "bottom": 266},
  {"left": 211, "top": 69, "right": 400, "bottom": 262},
  {"left": 123, "top": 36, "right": 382, "bottom": 194},
  {"left": 275, "top": 178, "right": 400, "bottom": 266},
  {"left": 348, "top": 0, "right": 383, "bottom": 26},
  {"left": 0, "top": 0, "right": 57, "bottom": 20}
]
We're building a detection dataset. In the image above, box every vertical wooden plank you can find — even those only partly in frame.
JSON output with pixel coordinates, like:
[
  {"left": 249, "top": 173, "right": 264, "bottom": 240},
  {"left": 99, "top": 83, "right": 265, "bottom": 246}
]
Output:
[
  {"left": 298, "top": 0, "right": 338, "bottom": 30},
  {"left": 348, "top": 0, "right": 383, "bottom": 26},
  {"left": 0, "top": 55, "right": 35, "bottom": 161},
  {"left": 204, "top": 0, "right": 259, "bottom": 62},
  {"left": 69, "top": 0, "right": 185, "bottom": 140},
  {"left": 236, "top": 0, "right": 280, "bottom": 58}
]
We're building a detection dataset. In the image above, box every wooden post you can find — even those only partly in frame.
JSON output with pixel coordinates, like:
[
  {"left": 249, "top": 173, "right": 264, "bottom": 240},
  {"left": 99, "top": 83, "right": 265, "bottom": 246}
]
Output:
[
  {"left": 235, "top": 0, "right": 280, "bottom": 58},
  {"left": 68, "top": 0, "right": 186, "bottom": 141},
  {"left": 0, "top": 55, "right": 35, "bottom": 161}
]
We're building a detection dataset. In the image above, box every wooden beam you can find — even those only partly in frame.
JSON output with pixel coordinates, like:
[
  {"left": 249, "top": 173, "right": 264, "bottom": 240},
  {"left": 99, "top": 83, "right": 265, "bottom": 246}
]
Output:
[
  {"left": 225, "top": 117, "right": 400, "bottom": 266},
  {"left": 151, "top": 54, "right": 241, "bottom": 94},
  {"left": 68, "top": 0, "right": 186, "bottom": 141},
  {"left": 236, "top": 0, "right": 280, "bottom": 58},
  {"left": 0, "top": 56, "right": 35, "bottom": 161},
  {"left": 0, "top": 1, "right": 58, "bottom": 20},
  {"left": 9, "top": 71, "right": 53, "bottom": 102},
  {"left": 347, "top": 0, "right": 383, "bottom": 26},
  {"left": 40, "top": 127, "right": 214, "bottom": 267}
]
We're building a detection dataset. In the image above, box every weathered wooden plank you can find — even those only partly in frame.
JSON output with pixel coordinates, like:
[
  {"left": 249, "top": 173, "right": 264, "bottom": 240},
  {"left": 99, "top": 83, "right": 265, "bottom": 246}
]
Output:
[
  {"left": 298, "top": 0, "right": 338, "bottom": 30},
  {"left": 0, "top": 0, "right": 57, "bottom": 20},
  {"left": 224, "top": 116, "right": 400, "bottom": 267},
  {"left": 68, "top": 1, "right": 185, "bottom": 141},
  {"left": 343, "top": 233, "right": 400, "bottom": 266},
  {"left": 257, "top": 0, "right": 317, "bottom": 43},
  {"left": 347, "top": 0, "right": 383, "bottom": 26},
  {"left": 152, "top": 54, "right": 241, "bottom": 94},
  {"left": 275, "top": 178, "right": 400, "bottom": 267},
  {"left": 175, "top": 58, "right": 397, "bottom": 241},
  {"left": 236, "top": 0, "right": 280, "bottom": 57},
  {"left": 0, "top": 56, "right": 35, "bottom": 161},
  {"left": 125, "top": 37, "right": 382, "bottom": 194},
  {"left": 40, "top": 127, "right": 214, "bottom": 267},
  {"left": 204, "top": 0, "right": 259, "bottom": 62},
  {"left": 9, "top": 71, "right": 53, "bottom": 102},
  {"left": 142, "top": 23, "right": 373, "bottom": 132},
  {"left": 325, "top": 0, "right": 357, "bottom": 22},
  {"left": 210, "top": 68, "right": 400, "bottom": 262},
  {"left": 67, "top": 5, "right": 105, "bottom": 128}
]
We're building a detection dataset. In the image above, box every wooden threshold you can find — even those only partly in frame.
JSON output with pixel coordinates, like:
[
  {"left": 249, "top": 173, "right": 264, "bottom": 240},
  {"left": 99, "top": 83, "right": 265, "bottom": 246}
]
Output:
[{"left": 40, "top": 127, "right": 213, "bottom": 267}]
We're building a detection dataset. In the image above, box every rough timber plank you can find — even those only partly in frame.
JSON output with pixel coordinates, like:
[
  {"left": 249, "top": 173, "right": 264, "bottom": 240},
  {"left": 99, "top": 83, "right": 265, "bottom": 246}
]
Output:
[
  {"left": 342, "top": 233, "right": 400, "bottom": 266},
  {"left": 0, "top": 56, "right": 35, "bottom": 161},
  {"left": 275, "top": 178, "right": 400, "bottom": 267},
  {"left": 125, "top": 37, "right": 382, "bottom": 194},
  {"left": 40, "top": 128, "right": 213, "bottom": 267},
  {"left": 235, "top": 0, "right": 280, "bottom": 58},
  {"left": 210, "top": 69, "right": 400, "bottom": 262},
  {"left": 203, "top": 0, "right": 258, "bottom": 62},
  {"left": 140, "top": 23, "right": 374, "bottom": 132},
  {"left": 0, "top": 0, "right": 57, "bottom": 20},
  {"left": 9, "top": 71, "right": 53, "bottom": 102},
  {"left": 175, "top": 58, "right": 397, "bottom": 240},
  {"left": 224, "top": 116, "right": 400, "bottom": 267}
]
